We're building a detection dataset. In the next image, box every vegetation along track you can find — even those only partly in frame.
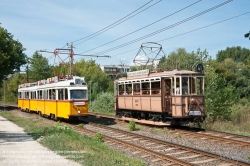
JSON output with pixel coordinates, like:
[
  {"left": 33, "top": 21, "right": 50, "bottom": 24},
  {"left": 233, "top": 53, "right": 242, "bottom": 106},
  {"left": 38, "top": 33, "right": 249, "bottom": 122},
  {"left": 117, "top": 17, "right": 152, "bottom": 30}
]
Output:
[
  {"left": 1, "top": 105, "right": 250, "bottom": 165},
  {"left": 89, "top": 112, "right": 250, "bottom": 149},
  {"left": 80, "top": 122, "right": 248, "bottom": 165}
]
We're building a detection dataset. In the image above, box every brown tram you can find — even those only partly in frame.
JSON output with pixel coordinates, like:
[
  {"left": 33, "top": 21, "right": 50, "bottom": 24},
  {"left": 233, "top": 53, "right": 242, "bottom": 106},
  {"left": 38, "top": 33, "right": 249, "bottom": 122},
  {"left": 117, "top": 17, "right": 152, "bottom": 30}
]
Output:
[{"left": 114, "top": 67, "right": 205, "bottom": 125}]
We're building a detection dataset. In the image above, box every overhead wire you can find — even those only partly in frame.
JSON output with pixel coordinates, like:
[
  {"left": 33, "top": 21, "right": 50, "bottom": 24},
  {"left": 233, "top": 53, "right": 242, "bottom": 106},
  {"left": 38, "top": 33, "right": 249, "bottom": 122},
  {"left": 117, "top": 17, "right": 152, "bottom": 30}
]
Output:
[
  {"left": 79, "top": 0, "right": 202, "bottom": 53},
  {"left": 82, "top": 0, "right": 233, "bottom": 56},
  {"left": 72, "top": 0, "right": 159, "bottom": 45},
  {"left": 86, "top": 11, "right": 250, "bottom": 63}
]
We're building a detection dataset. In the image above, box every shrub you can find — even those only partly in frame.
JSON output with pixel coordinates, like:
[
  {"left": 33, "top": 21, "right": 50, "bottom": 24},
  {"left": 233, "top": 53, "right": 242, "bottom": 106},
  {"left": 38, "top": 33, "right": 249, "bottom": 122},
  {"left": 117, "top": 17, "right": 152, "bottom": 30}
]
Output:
[
  {"left": 128, "top": 120, "right": 136, "bottom": 131},
  {"left": 89, "top": 92, "right": 114, "bottom": 113},
  {"left": 78, "top": 123, "right": 84, "bottom": 127}
]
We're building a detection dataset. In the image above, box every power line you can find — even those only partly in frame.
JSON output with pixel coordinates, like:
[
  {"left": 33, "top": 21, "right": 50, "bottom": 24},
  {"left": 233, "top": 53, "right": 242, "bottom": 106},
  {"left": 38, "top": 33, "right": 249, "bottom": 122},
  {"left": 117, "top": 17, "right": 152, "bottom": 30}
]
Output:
[
  {"left": 72, "top": 0, "right": 158, "bottom": 45},
  {"left": 86, "top": 8, "right": 249, "bottom": 63},
  {"left": 79, "top": 0, "right": 202, "bottom": 53},
  {"left": 84, "top": 0, "right": 233, "bottom": 56}
]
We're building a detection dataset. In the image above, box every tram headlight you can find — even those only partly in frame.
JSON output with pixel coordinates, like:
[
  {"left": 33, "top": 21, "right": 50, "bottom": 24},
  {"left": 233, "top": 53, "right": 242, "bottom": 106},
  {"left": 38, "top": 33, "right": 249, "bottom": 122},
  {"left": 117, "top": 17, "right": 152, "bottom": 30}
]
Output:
[
  {"left": 190, "top": 98, "right": 197, "bottom": 105},
  {"left": 78, "top": 109, "right": 80, "bottom": 114}
]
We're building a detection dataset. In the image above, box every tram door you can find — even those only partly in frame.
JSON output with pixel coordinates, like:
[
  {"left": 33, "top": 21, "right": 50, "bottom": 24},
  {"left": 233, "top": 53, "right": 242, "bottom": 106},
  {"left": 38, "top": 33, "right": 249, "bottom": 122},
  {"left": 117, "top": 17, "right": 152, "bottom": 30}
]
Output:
[{"left": 162, "top": 78, "right": 172, "bottom": 114}]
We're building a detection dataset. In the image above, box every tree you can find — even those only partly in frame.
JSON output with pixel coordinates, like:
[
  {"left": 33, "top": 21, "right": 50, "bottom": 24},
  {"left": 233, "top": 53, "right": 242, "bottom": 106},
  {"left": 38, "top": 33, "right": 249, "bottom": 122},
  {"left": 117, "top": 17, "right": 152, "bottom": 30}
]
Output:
[
  {"left": 29, "top": 51, "right": 53, "bottom": 81},
  {"left": 0, "top": 73, "right": 26, "bottom": 103},
  {"left": 205, "top": 69, "right": 236, "bottom": 123},
  {"left": 0, "top": 26, "right": 27, "bottom": 81},
  {"left": 75, "top": 59, "right": 112, "bottom": 101},
  {"left": 216, "top": 46, "right": 250, "bottom": 64},
  {"left": 157, "top": 55, "right": 167, "bottom": 69},
  {"left": 165, "top": 48, "right": 210, "bottom": 70}
]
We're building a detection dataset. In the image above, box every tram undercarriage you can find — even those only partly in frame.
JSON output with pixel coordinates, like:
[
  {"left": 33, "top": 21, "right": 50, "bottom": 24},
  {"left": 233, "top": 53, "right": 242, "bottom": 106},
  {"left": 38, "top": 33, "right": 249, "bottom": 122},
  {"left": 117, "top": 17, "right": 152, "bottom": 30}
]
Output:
[{"left": 116, "top": 109, "right": 205, "bottom": 126}]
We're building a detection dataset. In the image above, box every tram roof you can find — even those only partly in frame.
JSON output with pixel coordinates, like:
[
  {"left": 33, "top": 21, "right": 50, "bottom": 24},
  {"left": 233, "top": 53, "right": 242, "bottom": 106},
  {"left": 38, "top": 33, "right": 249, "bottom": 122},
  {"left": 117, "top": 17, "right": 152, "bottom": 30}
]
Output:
[
  {"left": 18, "top": 76, "right": 87, "bottom": 91},
  {"left": 115, "top": 70, "right": 204, "bottom": 82}
]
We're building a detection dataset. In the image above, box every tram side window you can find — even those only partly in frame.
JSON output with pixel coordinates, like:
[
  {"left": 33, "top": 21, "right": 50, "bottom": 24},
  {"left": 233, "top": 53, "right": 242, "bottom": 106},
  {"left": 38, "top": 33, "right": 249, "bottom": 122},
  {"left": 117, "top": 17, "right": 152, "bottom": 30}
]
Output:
[
  {"left": 39, "top": 90, "right": 42, "bottom": 99},
  {"left": 18, "top": 92, "right": 22, "bottom": 99},
  {"left": 58, "top": 89, "right": 63, "bottom": 100},
  {"left": 125, "top": 84, "right": 132, "bottom": 95},
  {"left": 43, "top": 90, "right": 46, "bottom": 99},
  {"left": 119, "top": 84, "right": 125, "bottom": 95},
  {"left": 25, "top": 92, "right": 29, "bottom": 99},
  {"left": 142, "top": 82, "right": 150, "bottom": 95},
  {"left": 151, "top": 81, "right": 160, "bottom": 95},
  {"left": 64, "top": 89, "right": 68, "bottom": 100},
  {"left": 48, "top": 89, "right": 56, "bottom": 100},
  {"left": 133, "top": 83, "right": 140, "bottom": 95}
]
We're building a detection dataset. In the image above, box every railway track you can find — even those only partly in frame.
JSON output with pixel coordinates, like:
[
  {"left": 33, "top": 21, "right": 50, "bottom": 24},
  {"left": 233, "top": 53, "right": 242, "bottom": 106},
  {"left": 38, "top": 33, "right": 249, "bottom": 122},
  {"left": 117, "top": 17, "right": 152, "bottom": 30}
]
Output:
[
  {"left": 88, "top": 112, "right": 250, "bottom": 149},
  {"left": 1, "top": 105, "right": 250, "bottom": 164},
  {"left": 72, "top": 122, "right": 249, "bottom": 165}
]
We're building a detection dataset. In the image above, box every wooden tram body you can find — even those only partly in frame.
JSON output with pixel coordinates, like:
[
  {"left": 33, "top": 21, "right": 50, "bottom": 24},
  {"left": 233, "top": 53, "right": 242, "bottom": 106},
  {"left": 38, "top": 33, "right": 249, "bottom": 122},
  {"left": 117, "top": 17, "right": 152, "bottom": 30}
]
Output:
[
  {"left": 18, "top": 76, "right": 88, "bottom": 120},
  {"left": 114, "top": 69, "right": 205, "bottom": 125}
]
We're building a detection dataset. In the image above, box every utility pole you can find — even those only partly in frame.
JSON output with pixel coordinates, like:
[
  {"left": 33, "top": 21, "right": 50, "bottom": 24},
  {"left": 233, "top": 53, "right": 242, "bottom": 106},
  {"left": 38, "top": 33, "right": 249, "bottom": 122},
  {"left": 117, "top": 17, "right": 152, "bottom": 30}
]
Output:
[
  {"left": 4, "top": 80, "right": 6, "bottom": 111},
  {"left": 39, "top": 44, "right": 110, "bottom": 78},
  {"left": 26, "top": 65, "right": 29, "bottom": 82},
  {"left": 68, "top": 42, "right": 74, "bottom": 77}
]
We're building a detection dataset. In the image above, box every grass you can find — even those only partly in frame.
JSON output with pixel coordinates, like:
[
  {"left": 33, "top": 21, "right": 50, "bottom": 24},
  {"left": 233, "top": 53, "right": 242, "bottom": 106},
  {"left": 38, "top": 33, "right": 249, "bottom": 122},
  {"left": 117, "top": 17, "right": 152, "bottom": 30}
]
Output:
[
  {"left": 0, "top": 111, "right": 145, "bottom": 166},
  {"left": 204, "top": 100, "right": 250, "bottom": 136}
]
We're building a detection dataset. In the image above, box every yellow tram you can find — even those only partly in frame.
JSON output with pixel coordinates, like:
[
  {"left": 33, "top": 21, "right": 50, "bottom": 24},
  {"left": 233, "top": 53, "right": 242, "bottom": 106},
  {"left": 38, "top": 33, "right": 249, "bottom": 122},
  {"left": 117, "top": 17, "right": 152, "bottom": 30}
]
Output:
[
  {"left": 18, "top": 76, "right": 88, "bottom": 120},
  {"left": 114, "top": 67, "right": 205, "bottom": 125}
]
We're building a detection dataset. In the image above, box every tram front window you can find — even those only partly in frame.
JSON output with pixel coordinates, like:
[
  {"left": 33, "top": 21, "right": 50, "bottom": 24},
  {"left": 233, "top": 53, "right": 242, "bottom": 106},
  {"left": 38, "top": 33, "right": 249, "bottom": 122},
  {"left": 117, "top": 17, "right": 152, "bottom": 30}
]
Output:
[{"left": 70, "top": 90, "right": 87, "bottom": 99}]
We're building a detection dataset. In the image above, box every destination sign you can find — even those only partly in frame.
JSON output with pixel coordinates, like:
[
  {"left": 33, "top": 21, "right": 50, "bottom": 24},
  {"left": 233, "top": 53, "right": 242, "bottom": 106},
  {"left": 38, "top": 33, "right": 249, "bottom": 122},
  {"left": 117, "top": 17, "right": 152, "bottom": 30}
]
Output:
[{"left": 127, "top": 69, "right": 149, "bottom": 77}]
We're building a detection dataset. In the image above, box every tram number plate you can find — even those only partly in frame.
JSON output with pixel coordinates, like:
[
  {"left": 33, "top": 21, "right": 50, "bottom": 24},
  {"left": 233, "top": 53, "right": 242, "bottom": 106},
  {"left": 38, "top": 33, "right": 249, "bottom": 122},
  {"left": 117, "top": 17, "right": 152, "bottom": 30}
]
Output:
[
  {"left": 189, "top": 111, "right": 201, "bottom": 116},
  {"left": 74, "top": 102, "right": 85, "bottom": 106}
]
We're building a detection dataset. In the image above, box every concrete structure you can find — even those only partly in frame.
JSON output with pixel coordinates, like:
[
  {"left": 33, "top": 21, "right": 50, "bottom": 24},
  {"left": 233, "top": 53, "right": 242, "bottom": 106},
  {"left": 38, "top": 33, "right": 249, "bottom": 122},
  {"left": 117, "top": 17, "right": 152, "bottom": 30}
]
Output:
[{"left": 0, "top": 116, "right": 81, "bottom": 166}]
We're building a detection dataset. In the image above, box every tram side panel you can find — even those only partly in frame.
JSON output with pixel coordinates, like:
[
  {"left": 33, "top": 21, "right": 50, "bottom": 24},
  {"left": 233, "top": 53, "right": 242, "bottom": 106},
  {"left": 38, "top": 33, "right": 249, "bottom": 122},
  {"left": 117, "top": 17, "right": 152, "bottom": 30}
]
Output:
[
  {"left": 57, "top": 101, "right": 71, "bottom": 118},
  {"left": 29, "top": 100, "right": 37, "bottom": 112},
  {"left": 37, "top": 99, "right": 45, "bottom": 115},
  {"left": 45, "top": 100, "right": 57, "bottom": 117}
]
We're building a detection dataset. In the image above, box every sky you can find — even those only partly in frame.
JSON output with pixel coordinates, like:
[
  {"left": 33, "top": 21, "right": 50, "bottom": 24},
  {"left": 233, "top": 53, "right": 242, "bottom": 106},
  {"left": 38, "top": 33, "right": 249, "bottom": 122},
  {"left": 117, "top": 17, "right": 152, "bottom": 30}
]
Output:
[{"left": 1, "top": 0, "right": 250, "bottom": 68}]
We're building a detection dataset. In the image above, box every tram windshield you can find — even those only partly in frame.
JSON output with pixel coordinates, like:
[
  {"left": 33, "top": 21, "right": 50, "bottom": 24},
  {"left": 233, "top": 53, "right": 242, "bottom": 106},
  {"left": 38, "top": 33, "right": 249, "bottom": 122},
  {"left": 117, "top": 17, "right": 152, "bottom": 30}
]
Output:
[
  {"left": 175, "top": 76, "right": 204, "bottom": 95},
  {"left": 70, "top": 90, "right": 87, "bottom": 99}
]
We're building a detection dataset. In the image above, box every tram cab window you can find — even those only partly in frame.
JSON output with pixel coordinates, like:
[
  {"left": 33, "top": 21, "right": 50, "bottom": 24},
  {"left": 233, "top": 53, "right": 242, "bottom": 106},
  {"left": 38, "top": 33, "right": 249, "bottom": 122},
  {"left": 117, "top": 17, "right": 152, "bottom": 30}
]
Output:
[
  {"left": 182, "top": 77, "right": 189, "bottom": 94},
  {"left": 175, "top": 77, "right": 181, "bottom": 95},
  {"left": 189, "top": 77, "right": 196, "bottom": 94},
  {"left": 133, "top": 83, "right": 140, "bottom": 95},
  {"left": 196, "top": 77, "right": 204, "bottom": 95},
  {"left": 18, "top": 92, "right": 22, "bottom": 99},
  {"left": 151, "top": 81, "right": 160, "bottom": 95},
  {"left": 70, "top": 90, "right": 86, "bottom": 99}
]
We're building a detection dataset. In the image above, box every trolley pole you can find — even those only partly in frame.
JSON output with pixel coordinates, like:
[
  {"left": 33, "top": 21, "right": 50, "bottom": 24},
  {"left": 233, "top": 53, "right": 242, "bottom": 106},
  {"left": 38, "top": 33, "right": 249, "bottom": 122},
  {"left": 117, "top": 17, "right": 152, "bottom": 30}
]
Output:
[{"left": 68, "top": 42, "right": 74, "bottom": 77}]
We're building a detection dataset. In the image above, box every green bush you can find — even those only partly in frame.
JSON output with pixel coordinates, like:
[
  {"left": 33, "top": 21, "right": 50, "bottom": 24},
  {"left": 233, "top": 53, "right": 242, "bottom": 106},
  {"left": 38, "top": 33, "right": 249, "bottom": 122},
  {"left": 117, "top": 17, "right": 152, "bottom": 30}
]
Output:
[
  {"left": 93, "top": 132, "right": 104, "bottom": 142},
  {"left": 89, "top": 92, "right": 114, "bottom": 113},
  {"left": 128, "top": 120, "right": 136, "bottom": 131}
]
